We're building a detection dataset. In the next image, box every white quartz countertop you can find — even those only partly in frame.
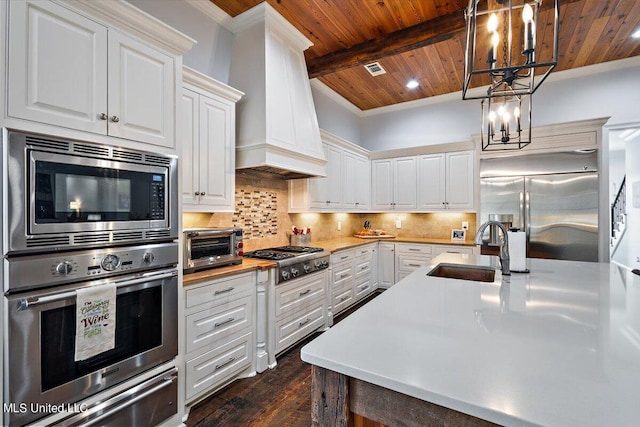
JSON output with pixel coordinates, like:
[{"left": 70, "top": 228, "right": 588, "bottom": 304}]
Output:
[{"left": 301, "top": 254, "right": 640, "bottom": 427}]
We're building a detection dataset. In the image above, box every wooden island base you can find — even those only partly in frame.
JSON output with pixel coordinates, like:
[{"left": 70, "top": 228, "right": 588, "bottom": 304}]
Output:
[{"left": 311, "top": 366, "right": 500, "bottom": 427}]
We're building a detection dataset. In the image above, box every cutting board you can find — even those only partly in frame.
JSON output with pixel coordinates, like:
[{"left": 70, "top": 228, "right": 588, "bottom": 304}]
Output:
[{"left": 354, "top": 234, "right": 396, "bottom": 239}]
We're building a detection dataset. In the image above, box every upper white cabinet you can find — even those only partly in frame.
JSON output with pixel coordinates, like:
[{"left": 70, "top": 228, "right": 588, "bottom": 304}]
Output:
[
  {"left": 180, "top": 67, "right": 243, "bottom": 212},
  {"left": 289, "top": 131, "right": 370, "bottom": 212},
  {"left": 5, "top": 0, "right": 193, "bottom": 149},
  {"left": 417, "top": 151, "right": 474, "bottom": 211},
  {"left": 308, "top": 143, "right": 343, "bottom": 209},
  {"left": 371, "top": 156, "right": 417, "bottom": 211}
]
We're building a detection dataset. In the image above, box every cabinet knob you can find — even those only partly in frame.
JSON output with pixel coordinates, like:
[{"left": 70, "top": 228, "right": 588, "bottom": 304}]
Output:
[
  {"left": 99, "top": 113, "right": 108, "bottom": 120},
  {"left": 111, "top": 115, "right": 120, "bottom": 123},
  {"left": 195, "top": 192, "right": 200, "bottom": 196},
  {"left": 201, "top": 192, "right": 206, "bottom": 196}
]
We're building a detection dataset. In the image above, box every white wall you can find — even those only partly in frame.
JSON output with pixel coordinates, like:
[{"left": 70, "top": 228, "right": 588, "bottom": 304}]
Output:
[
  {"left": 311, "top": 85, "right": 362, "bottom": 146},
  {"left": 128, "top": 0, "right": 234, "bottom": 83},
  {"left": 357, "top": 61, "right": 640, "bottom": 151}
]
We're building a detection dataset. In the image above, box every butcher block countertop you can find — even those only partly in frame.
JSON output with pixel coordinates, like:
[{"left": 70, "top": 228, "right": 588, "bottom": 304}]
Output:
[
  {"left": 302, "top": 253, "right": 640, "bottom": 427},
  {"left": 314, "top": 236, "right": 475, "bottom": 252},
  {"left": 182, "top": 258, "right": 276, "bottom": 286}
]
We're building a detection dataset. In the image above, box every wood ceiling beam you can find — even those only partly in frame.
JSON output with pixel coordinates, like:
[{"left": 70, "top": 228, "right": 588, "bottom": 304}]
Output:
[{"left": 306, "top": 0, "right": 574, "bottom": 79}]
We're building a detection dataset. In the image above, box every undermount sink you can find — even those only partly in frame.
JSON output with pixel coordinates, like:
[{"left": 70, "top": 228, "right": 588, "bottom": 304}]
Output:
[{"left": 427, "top": 263, "right": 496, "bottom": 283}]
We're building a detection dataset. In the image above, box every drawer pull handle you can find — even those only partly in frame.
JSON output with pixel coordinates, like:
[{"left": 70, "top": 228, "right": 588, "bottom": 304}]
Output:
[
  {"left": 340, "top": 274, "right": 349, "bottom": 279},
  {"left": 340, "top": 256, "right": 349, "bottom": 260},
  {"left": 299, "top": 289, "right": 311, "bottom": 296},
  {"left": 408, "top": 263, "right": 421, "bottom": 267},
  {"left": 360, "top": 266, "right": 368, "bottom": 271},
  {"left": 408, "top": 248, "right": 421, "bottom": 252},
  {"left": 214, "top": 287, "right": 235, "bottom": 295},
  {"left": 360, "top": 285, "right": 370, "bottom": 291},
  {"left": 215, "top": 357, "right": 236, "bottom": 370},
  {"left": 214, "top": 317, "right": 235, "bottom": 328},
  {"left": 299, "top": 318, "right": 311, "bottom": 328},
  {"left": 340, "top": 296, "right": 350, "bottom": 302}
]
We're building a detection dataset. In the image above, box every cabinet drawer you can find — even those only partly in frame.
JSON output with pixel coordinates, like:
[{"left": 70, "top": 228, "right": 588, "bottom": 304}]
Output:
[
  {"left": 332, "top": 287, "right": 354, "bottom": 314},
  {"left": 331, "top": 249, "right": 355, "bottom": 264},
  {"left": 185, "top": 296, "right": 254, "bottom": 356},
  {"left": 432, "top": 245, "right": 474, "bottom": 255},
  {"left": 354, "top": 258, "right": 371, "bottom": 281},
  {"left": 354, "top": 244, "right": 376, "bottom": 258},
  {"left": 396, "top": 244, "right": 432, "bottom": 255},
  {"left": 397, "top": 255, "right": 432, "bottom": 271},
  {"left": 185, "top": 273, "right": 254, "bottom": 311},
  {"left": 185, "top": 331, "right": 253, "bottom": 401},
  {"left": 332, "top": 261, "right": 354, "bottom": 286},
  {"left": 274, "top": 304, "right": 326, "bottom": 354},
  {"left": 274, "top": 273, "right": 327, "bottom": 318},
  {"left": 355, "top": 277, "right": 374, "bottom": 300}
]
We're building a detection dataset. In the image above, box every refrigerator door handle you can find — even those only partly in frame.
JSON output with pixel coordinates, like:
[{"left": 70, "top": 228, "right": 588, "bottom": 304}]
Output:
[
  {"left": 525, "top": 191, "right": 531, "bottom": 238},
  {"left": 519, "top": 191, "right": 525, "bottom": 231}
]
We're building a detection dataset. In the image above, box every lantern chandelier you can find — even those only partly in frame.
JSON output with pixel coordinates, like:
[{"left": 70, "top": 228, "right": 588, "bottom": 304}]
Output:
[{"left": 463, "top": 0, "right": 559, "bottom": 151}]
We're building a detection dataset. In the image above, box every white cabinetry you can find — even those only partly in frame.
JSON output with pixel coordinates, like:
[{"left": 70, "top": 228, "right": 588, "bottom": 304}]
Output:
[
  {"left": 395, "top": 243, "right": 433, "bottom": 282},
  {"left": 289, "top": 131, "right": 370, "bottom": 212},
  {"left": 184, "top": 272, "right": 256, "bottom": 404},
  {"left": 417, "top": 151, "right": 474, "bottom": 211},
  {"left": 309, "top": 143, "right": 343, "bottom": 209},
  {"left": 271, "top": 272, "right": 328, "bottom": 358},
  {"left": 328, "top": 245, "right": 377, "bottom": 320},
  {"left": 371, "top": 156, "right": 417, "bottom": 211},
  {"left": 180, "top": 67, "right": 243, "bottom": 212},
  {"left": 6, "top": 0, "right": 186, "bottom": 149},
  {"left": 377, "top": 242, "right": 396, "bottom": 288}
]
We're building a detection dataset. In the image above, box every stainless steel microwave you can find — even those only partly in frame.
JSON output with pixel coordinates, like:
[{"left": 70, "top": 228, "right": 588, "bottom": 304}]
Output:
[
  {"left": 3, "top": 130, "right": 178, "bottom": 254},
  {"left": 183, "top": 227, "right": 243, "bottom": 273}
]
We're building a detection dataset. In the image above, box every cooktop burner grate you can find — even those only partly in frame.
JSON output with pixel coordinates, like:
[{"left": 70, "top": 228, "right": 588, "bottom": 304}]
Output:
[{"left": 271, "top": 246, "right": 324, "bottom": 253}]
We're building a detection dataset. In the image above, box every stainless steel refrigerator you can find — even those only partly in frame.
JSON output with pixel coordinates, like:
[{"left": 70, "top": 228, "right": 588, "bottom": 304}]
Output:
[{"left": 479, "top": 151, "right": 599, "bottom": 262}]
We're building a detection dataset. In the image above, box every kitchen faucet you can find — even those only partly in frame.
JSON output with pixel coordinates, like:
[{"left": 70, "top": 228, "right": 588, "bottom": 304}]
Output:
[{"left": 474, "top": 221, "right": 511, "bottom": 275}]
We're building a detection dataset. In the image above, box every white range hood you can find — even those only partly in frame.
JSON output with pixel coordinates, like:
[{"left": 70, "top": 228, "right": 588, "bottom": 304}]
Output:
[{"left": 229, "top": 3, "right": 326, "bottom": 179}]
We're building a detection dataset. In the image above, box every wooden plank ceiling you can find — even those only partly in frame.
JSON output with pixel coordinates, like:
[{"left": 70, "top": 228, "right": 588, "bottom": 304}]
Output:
[{"left": 210, "top": 0, "right": 640, "bottom": 111}]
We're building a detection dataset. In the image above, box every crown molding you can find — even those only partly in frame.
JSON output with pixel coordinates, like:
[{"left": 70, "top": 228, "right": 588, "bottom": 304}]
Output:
[
  {"left": 54, "top": 0, "right": 196, "bottom": 55},
  {"left": 320, "top": 129, "right": 369, "bottom": 156},
  {"left": 183, "top": 66, "right": 244, "bottom": 102}
]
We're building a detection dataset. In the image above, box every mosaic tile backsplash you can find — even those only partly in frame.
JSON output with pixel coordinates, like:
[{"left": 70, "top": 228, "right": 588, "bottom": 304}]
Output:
[{"left": 233, "top": 189, "right": 278, "bottom": 239}]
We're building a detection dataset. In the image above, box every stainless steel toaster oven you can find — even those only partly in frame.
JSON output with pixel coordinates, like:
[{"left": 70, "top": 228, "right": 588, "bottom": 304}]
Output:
[{"left": 183, "top": 227, "right": 243, "bottom": 273}]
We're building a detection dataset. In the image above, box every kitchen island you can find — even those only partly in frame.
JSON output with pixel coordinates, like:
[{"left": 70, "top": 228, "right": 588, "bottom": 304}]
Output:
[{"left": 301, "top": 254, "right": 640, "bottom": 426}]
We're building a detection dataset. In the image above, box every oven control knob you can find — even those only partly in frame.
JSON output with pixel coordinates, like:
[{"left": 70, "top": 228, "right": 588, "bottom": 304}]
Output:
[
  {"left": 303, "top": 263, "right": 312, "bottom": 273},
  {"left": 55, "top": 261, "right": 73, "bottom": 275},
  {"left": 281, "top": 270, "right": 291, "bottom": 281},
  {"left": 101, "top": 254, "right": 121, "bottom": 271},
  {"left": 142, "top": 252, "right": 155, "bottom": 264},
  {"left": 291, "top": 268, "right": 300, "bottom": 278}
]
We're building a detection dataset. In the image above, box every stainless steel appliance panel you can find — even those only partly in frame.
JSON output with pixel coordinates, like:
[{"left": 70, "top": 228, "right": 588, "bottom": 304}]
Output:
[
  {"left": 55, "top": 368, "right": 178, "bottom": 427},
  {"left": 3, "top": 131, "right": 178, "bottom": 255},
  {"left": 526, "top": 173, "right": 599, "bottom": 261},
  {"left": 5, "top": 269, "right": 178, "bottom": 426},
  {"left": 479, "top": 151, "right": 599, "bottom": 262},
  {"left": 183, "top": 227, "right": 243, "bottom": 273}
]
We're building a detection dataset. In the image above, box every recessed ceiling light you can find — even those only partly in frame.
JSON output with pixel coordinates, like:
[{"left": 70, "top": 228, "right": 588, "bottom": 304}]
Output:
[
  {"left": 632, "top": 28, "right": 640, "bottom": 39},
  {"left": 406, "top": 79, "right": 419, "bottom": 89}
]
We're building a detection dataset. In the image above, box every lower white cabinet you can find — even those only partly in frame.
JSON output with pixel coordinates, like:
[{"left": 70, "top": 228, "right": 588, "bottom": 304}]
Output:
[
  {"left": 269, "top": 271, "right": 328, "bottom": 360},
  {"left": 329, "top": 244, "right": 377, "bottom": 319},
  {"left": 184, "top": 272, "right": 256, "bottom": 404},
  {"left": 378, "top": 242, "right": 476, "bottom": 286}
]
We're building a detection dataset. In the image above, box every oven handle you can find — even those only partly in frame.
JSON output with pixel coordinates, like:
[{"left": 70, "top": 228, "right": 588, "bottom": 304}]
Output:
[{"left": 18, "top": 270, "right": 177, "bottom": 311}]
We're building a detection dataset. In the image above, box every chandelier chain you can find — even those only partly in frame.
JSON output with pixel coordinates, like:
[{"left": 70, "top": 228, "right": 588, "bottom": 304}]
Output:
[{"left": 501, "top": 9, "right": 508, "bottom": 69}]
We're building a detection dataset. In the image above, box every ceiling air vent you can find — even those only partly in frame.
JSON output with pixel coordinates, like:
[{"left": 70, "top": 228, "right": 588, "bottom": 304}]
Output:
[{"left": 364, "top": 62, "right": 386, "bottom": 76}]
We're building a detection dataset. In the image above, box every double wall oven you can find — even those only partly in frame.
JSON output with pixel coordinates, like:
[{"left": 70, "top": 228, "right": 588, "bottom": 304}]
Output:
[{"left": 2, "top": 131, "right": 179, "bottom": 426}]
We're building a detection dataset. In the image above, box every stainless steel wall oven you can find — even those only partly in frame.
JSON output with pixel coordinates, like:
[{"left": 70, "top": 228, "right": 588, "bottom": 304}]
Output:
[
  {"left": 4, "top": 130, "right": 178, "bottom": 255},
  {"left": 2, "top": 131, "right": 180, "bottom": 426}
]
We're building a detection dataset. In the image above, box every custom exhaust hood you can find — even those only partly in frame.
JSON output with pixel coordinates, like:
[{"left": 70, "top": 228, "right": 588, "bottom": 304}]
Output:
[{"left": 229, "top": 4, "right": 326, "bottom": 180}]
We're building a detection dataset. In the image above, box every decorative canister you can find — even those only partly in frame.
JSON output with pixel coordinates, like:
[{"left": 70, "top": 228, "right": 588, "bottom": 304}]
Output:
[{"left": 290, "top": 233, "right": 311, "bottom": 246}]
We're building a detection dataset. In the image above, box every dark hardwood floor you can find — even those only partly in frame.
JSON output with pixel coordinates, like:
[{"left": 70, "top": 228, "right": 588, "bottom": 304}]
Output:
[{"left": 185, "top": 291, "right": 382, "bottom": 427}]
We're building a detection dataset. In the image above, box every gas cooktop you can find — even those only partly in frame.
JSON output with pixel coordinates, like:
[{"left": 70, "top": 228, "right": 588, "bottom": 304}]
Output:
[{"left": 244, "top": 246, "right": 329, "bottom": 283}]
